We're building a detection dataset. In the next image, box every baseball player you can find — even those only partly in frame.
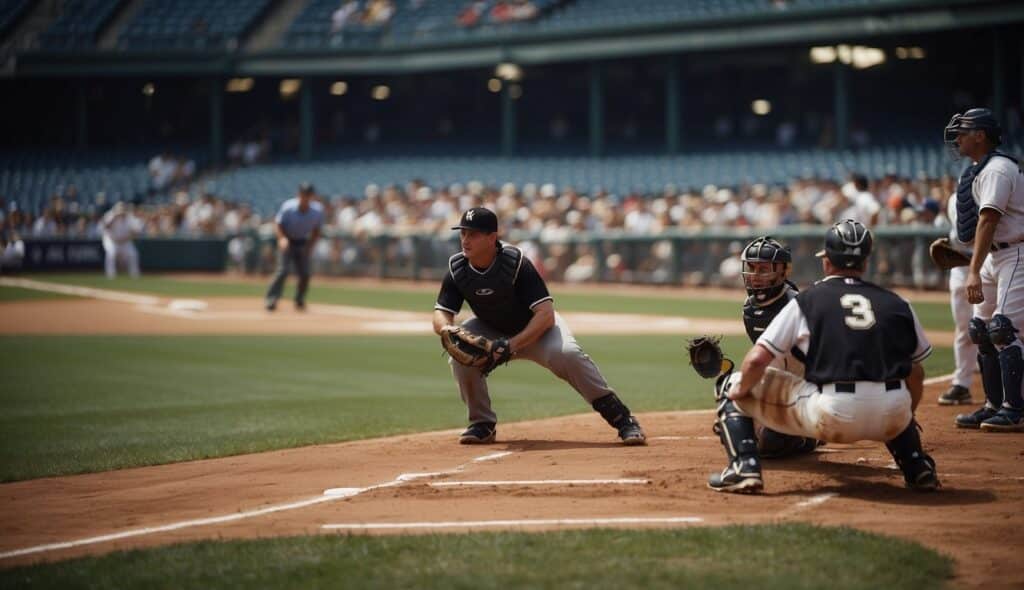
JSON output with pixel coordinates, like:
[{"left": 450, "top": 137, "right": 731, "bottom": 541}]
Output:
[
  {"left": 707, "top": 220, "right": 938, "bottom": 493},
  {"left": 737, "top": 236, "right": 820, "bottom": 457},
  {"left": 432, "top": 207, "right": 646, "bottom": 445},
  {"left": 945, "top": 108, "right": 1024, "bottom": 431},
  {"left": 937, "top": 195, "right": 977, "bottom": 405},
  {"left": 100, "top": 202, "right": 142, "bottom": 279},
  {"left": 264, "top": 182, "right": 323, "bottom": 312}
]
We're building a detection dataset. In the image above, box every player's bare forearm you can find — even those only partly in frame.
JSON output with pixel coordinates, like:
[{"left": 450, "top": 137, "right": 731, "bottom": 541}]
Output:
[
  {"left": 968, "top": 209, "right": 1000, "bottom": 273},
  {"left": 729, "top": 344, "right": 773, "bottom": 399},
  {"left": 509, "top": 300, "right": 555, "bottom": 353},
  {"left": 432, "top": 309, "right": 455, "bottom": 335},
  {"left": 907, "top": 362, "right": 924, "bottom": 412}
]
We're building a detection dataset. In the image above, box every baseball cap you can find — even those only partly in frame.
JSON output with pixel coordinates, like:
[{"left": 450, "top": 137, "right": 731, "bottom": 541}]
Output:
[
  {"left": 298, "top": 182, "right": 315, "bottom": 194},
  {"left": 451, "top": 207, "right": 498, "bottom": 233}
]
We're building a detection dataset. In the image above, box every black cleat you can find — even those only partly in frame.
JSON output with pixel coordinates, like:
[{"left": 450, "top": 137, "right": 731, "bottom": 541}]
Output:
[
  {"left": 902, "top": 456, "right": 940, "bottom": 492},
  {"left": 616, "top": 416, "right": 647, "bottom": 446},
  {"left": 708, "top": 458, "right": 763, "bottom": 494},
  {"left": 955, "top": 405, "right": 998, "bottom": 429},
  {"left": 459, "top": 422, "right": 496, "bottom": 444},
  {"left": 938, "top": 385, "right": 973, "bottom": 406},
  {"left": 979, "top": 407, "right": 1024, "bottom": 432},
  {"left": 294, "top": 300, "right": 306, "bottom": 312}
]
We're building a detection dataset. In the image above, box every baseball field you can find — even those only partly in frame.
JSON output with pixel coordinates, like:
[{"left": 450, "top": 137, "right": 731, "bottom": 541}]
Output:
[{"left": 0, "top": 273, "right": 1021, "bottom": 589}]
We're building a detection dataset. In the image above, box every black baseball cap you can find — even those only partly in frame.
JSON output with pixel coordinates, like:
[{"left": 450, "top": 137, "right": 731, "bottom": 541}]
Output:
[
  {"left": 298, "top": 182, "right": 315, "bottom": 194},
  {"left": 451, "top": 207, "right": 498, "bottom": 233}
]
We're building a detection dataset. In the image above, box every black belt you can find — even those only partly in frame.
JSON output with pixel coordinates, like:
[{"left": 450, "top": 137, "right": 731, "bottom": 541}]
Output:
[
  {"left": 832, "top": 380, "right": 902, "bottom": 393},
  {"left": 991, "top": 241, "right": 1022, "bottom": 252}
]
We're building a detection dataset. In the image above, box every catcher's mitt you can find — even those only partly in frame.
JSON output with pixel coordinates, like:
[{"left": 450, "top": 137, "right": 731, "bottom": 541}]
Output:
[
  {"left": 929, "top": 238, "right": 971, "bottom": 270},
  {"left": 440, "top": 326, "right": 512, "bottom": 375},
  {"left": 687, "top": 335, "right": 728, "bottom": 379}
]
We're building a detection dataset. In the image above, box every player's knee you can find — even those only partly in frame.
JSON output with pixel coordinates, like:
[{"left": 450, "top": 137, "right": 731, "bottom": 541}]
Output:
[
  {"left": 988, "top": 314, "right": 1021, "bottom": 348},
  {"left": 969, "top": 317, "right": 998, "bottom": 356}
]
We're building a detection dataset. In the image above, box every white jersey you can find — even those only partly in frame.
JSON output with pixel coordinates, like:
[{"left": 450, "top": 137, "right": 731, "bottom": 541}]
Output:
[
  {"left": 973, "top": 155, "right": 1024, "bottom": 244},
  {"left": 101, "top": 211, "right": 141, "bottom": 244}
]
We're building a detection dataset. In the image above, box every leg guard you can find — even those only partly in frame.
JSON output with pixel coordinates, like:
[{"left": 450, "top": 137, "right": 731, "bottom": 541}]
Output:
[
  {"left": 591, "top": 393, "right": 646, "bottom": 444},
  {"left": 885, "top": 420, "right": 939, "bottom": 491},
  {"left": 758, "top": 427, "right": 820, "bottom": 459},
  {"left": 708, "top": 398, "right": 763, "bottom": 493},
  {"left": 969, "top": 317, "right": 1003, "bottom": 410},
  {"left": 980, "top": 344, "right": 1024, "bottom": 431}
]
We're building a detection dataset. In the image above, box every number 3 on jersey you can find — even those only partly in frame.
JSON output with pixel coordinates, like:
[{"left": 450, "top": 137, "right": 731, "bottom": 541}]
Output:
[{"left": 840, "top": 294, "right": 876, "bottom": 329}]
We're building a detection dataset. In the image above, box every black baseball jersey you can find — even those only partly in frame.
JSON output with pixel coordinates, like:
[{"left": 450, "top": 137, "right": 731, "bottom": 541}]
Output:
[
  {"left": 795, "top": 276, "right": 921, "bottom": 384},
  {"left": 435, "top": 243, "right": 552, "bottom": 336},
  {"left": 743, "top": 282, "right": 798, "bottom": 344}
]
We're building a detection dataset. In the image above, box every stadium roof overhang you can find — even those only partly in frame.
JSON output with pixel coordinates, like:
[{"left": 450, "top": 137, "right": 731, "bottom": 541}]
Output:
[{"left": 14, "top": 0, "right": 1023, "bottom": 78}]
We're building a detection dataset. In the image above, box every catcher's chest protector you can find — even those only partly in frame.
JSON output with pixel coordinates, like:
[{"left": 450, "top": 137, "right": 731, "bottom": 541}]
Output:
[
  {"left": 451, "top": 246, "right": 532, "bottom": 333},
  {"left": 743, "top": 287, "right": 797, "bottom": 344}
]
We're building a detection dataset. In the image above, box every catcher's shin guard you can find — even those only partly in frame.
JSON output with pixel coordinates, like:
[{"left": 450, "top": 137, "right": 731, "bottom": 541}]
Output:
[
  {"left": 591, "top": 393, "right": 646, "bottom": 445},
  {"left": 970, "top": 317, "right": 1004, "bottom": 410},
  {"left": 980, "top": 343, "right": 1024, "bottom": 431},
  {"left": 885, "top": 421, "right": 939, "bottom": 491},
  {"left": 709, "top": 398, "right": 763, "bottom": 493}
]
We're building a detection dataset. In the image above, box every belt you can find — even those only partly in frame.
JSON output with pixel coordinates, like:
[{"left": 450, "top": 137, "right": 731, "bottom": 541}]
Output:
[
  {"left": 991, "top": 241, "right": 1022, "bottom": 252},
  {"left": 832, "top": 380, "right": 902, "bottom": 393}
]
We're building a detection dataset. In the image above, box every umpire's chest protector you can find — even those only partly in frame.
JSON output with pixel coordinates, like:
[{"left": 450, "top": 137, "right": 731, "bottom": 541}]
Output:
[{"left": 450, "top": 246, "right": 533, "bottom": 335}]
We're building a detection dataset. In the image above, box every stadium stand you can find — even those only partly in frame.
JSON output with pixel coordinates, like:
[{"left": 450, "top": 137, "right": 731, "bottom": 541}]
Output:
[
  {"left": 116, "top": 0, "right": 274, "bottom": 51},
  {"left": 37, "top": 0, "right": 124, "bottom": 50},
  {"left": 0, "top": 0, "right": 31, "bottom": 38}
]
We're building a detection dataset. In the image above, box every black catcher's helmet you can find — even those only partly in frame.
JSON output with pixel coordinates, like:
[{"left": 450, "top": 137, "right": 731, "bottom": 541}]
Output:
[
  {"left": 817, "top": 219, "right": 873, "bottom": 270},
  {"left": 944, "top": 108, "right": 1002, "bottom": 156},
  {"left": 741, "top": 236, "right": 792, "bottom": 302}
]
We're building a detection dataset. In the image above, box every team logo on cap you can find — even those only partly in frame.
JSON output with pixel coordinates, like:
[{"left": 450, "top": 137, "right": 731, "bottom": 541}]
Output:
[{"left": 466, "top": 210, "right": 475, "bottom": 221}]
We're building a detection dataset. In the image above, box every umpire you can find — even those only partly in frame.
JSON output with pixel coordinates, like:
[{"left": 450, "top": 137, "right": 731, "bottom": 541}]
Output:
[
  {"left": 432, "top": 207, "right": 646, "bottom": 445},
  {"left": 265, "top": 182, "right": 324, "bottom": 311}
]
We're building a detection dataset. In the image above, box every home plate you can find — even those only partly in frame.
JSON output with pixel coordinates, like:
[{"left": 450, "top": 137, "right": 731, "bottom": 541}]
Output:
[{"left": 168, "top": 299, "right": 208, "bottom": 312}]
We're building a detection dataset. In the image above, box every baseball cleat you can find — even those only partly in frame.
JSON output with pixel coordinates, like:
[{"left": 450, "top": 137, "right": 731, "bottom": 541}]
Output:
[
  {"left": 265, "top": 301, "right": 277, "bottom": 312},
  {"left": 707, "top": 460, "right": 763, "bottom": 494},
  {"left": 459, "top": 422, "right": 496, "bottom": 444},
  {"left": 903, "top": 456, "right": 940, "bottom": 492},
  {"left": 955, "top": 405, "right": 998, "bottom": 429},
  {"left": 937, "top": 385, "right": 973, "bottom": 406},
  {"left": 979, "top": 407, "right": 1024, "bottom": 432},
  {"left": 617, "top": 416, "right": 647, "bottom": 446}
]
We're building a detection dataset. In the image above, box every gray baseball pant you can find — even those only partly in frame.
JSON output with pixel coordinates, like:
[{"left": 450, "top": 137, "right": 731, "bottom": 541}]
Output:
[
  {"left": 451, "top": 313, "right": 615, "bottom": 424},
  {"left": 265, "top": 241, "right": 311, "bottom": 306}
]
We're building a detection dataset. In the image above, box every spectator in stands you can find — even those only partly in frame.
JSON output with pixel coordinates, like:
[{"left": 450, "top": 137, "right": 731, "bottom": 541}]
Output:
[
  {"left": 839, "top": 173, "right": 881, "bottom": 225},
  {"left": 332, "top": 0, "right": 362, "bottom": 32},
  {"left": 457, "top": 1, "right": 487, "bottom": 27},
  {"left": 101, "top": 202, "right": 142, "bottom": 279},
  {"left": 362, "top": 0, "right": 395, "bottom": 26}
]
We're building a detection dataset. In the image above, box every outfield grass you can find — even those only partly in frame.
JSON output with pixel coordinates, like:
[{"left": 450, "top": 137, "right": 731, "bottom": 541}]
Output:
[
  {"left": 0, "top": 286, "right": 76, "bottom": 302},
  {"left": 23, "top": 274, "right": 955, "bottom": 331},
  {"left": 0, "top": 524, "right": 952, "bottom": 589},
  {"left": 0, "top": 334, "right": 955, "bottom": 482}
]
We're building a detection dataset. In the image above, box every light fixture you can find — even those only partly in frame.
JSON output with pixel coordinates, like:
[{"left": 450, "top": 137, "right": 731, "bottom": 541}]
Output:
[
  {"left": 851, "top": 46, "right": 885, "bottom": 70},
  {"left": 495, "top": 63, "right": 523, "bottom": 82},
  {"left": 487, "top": 78, "right": 502, "bottom": 93},
  {"left": 810, "top": 46, "right": 837, "bottom": 64},
  {"left": 836, "top": 44, "right": 853, "bottom": 65},
  {"left": 330, "top": 81, "right": 348, "bottom": 96},
  {"left": 751, "top": 99, "right": 771, "bottom": 116},
  {"left": 226, "top": 78, "right": 254, "bottom": 93},
  {"left": 142, "top": 82, "right": 155, "bottom": 96},
  {"left": 279, "top": 78, "right": 301, "bottom": 98},
  {"left": 372, "top": 85, "right": 390, "bottom": 100}
]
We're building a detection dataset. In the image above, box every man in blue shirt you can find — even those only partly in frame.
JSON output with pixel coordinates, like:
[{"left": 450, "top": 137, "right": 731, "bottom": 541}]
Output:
[{"left": 265, "top": 182, "right": 324, "bottom": 311}]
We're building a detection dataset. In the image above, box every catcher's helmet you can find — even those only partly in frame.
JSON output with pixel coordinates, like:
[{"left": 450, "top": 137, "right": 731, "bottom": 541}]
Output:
[
  {"left": 741, "top": 236, "right": 792, "bottom": 303},
  {"left": 816, "top": 219, "right": 873, "bottom": 270},
  {"left": 944, "top": 108, "right": 1002, "bottom": 153}
]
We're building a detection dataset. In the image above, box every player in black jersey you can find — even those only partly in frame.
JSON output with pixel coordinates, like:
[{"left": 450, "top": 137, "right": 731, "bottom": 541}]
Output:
[
  {"left": 708, "top": 220, "right": 938, "bottom": 493},
  {"left": 432, "top": 207, "right": 646, "bottom": 446},
  {"left": 738, "top": 236, "right": 820, "bottom": 458}
]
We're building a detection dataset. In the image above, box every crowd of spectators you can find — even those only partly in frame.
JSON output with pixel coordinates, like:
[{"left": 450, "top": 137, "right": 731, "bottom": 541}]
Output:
[
  {"left": 148, "top": 151, "right": 196, "bottom": 193},
  {"left": 457, "top": 0, "right": 551, "bottom": 27},
  {"left": 331, "top": 0, "right": 395, "bottom": 32},
  {"left": 1, "top": 170, "right": 954, "bottom": 281}
]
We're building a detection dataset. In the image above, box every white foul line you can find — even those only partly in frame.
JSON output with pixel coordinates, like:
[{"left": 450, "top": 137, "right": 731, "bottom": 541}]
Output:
[
  {"left": 777, "top": 493, "right": 838, "bottom": 518},
  {"left": 0, "top": 277, "right": 161, "bottom": 306},
  {"left": 924, "top": 372, "right": 955, "bottom": 386},
  {"left": 430, "top": 479, "right": 650, "bottom": 488},
  {"left": 323, "top": 516, "right": 703, "bottom": 531},
  {"left": 0, "top": 451, "right": 514, "bottom": 561}
]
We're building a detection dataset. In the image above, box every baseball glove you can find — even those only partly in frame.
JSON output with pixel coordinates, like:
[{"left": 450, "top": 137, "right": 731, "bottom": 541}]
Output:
[
  {"left": 929, "top": 238, "right": 971, "bottom": 270},
  {"left": 440, "top": 326, "right": 512, "bottom": 375},
  {"left": 686, "top": 335, "right": 727, "bottom": 379}
]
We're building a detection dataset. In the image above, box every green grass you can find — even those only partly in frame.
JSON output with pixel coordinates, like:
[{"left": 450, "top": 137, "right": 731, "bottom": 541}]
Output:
[
  {"left": 0, "top": 524, "right": 952, "bottom": 590},
  {"left": 0, "top": 334, "right": 955, "bottom": 482},
  {"left": 26, "top": 274, "right": 956, "bottom": 331},
  {"left": 0, "top": 286, "right": 77, "bottom": 302}
]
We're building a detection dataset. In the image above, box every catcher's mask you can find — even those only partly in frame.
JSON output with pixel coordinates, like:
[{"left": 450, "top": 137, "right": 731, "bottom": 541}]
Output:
[
  {"left": 741, "top": 236, "right": 791, "bottom": 303},
  {"left": 944, "top": 108, "right": 1002, "bottom": 160},
  {"left": 816, "top": 219, "right": 872, "bottom": 270}
]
